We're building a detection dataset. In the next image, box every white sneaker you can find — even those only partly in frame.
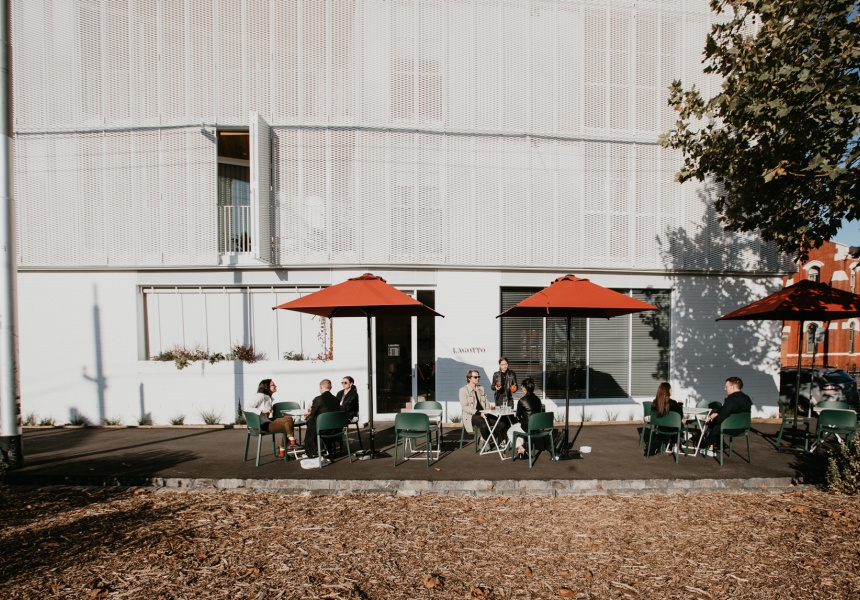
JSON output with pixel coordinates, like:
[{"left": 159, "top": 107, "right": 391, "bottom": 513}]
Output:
[{"left": 700, "top": 448, "right": 717, "bottom": 457}]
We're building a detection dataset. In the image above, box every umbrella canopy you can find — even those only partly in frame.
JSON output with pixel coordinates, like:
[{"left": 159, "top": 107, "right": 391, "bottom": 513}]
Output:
[
  {"left": 497, "top": 275, "right": 657, "bottom": 455},
  {"left": 717, "top": 279, "right": 860, "bottom": 443},
  {"left": 717, "top": 279, "right": 860, "bottom": 322},
  {"left": 274, "top": 273, "right": 443, "bottom": 458}
]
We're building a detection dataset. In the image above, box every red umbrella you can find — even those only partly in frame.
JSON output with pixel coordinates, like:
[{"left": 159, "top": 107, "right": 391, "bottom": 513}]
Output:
[
  {"left": 274, "top": 273, "right": 443, "bottom": 458},
  {"left": 497, "top": 275, "right": 657, "bottom": 455},
  {"left": 718, "top": 279, "right": 860, "bottom": 440}
]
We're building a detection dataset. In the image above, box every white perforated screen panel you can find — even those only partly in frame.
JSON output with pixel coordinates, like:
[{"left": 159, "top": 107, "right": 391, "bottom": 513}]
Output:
[{"left": 12, "top": 0, "right": 790, "bottom": 274}]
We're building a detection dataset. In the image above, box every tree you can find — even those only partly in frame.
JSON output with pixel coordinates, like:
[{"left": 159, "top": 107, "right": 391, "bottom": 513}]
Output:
[{"left": 659, "top": 0, "right": 860, "bottom": 261}]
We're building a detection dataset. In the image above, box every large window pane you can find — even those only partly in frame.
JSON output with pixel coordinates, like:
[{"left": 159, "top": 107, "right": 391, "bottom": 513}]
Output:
[
  {"left": 588, "top": 316, "right": 629, "bottom": 398},
  {"left": 631, "top": 289, "right": 670, "bottom": 396}
]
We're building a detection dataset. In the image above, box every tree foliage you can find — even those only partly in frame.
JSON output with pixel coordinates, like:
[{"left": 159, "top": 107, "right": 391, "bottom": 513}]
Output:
[{"left": 659, "top": 0, "right": 860, "bottom": 260}]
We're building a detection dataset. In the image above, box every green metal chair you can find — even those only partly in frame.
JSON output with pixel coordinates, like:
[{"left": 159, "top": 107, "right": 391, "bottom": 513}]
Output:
[
  {"left": 242, "top": 411, "right": 287, "bottom": 466},
  {"left": 511, "top": 412, "right": 557, "bottom": 468},
  {"left": 776, "top": 398, "right": 810, "bottom": 450},
  {"left": 814, "top": 409, "right": 857, "bottom": 452},
  {"left": 413, "top": 400, "right": 443, "bottom": 455},
  {"left": 315, "top": 411, "right": 352, "bottom": 468},
  {"left": 716, "top": 412, "right": 752, "bottom": 466},
  {"left": 458, "top": 417, "right": 481, "bottom": 451},
  {"left": 638, "top": 400, "right": 653, "bottom": 448},
  {"left": 394, "top": 412, "right": 433, "bottom": 467},
  {"left": 272, "top": 401, "right": 305, "bottom": 444},
  {"left": 646, "top": 411, "right": 685, "bottom": 463}
]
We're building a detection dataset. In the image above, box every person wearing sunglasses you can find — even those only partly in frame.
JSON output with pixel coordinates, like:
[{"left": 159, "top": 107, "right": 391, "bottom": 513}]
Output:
[
  {"left": 458, "top": 369, "right": 508, "bottom": 448},
  {"left": 336, "top": 375, "right": 359, "bottom": 420}
]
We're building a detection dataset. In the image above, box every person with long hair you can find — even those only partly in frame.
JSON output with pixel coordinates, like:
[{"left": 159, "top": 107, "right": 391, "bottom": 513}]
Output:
[
  {"left": 244, "top": 378, "right": 300, "bottom": 448},
  {"left": 506, "top": 377, "right": 543, "bottom": 460},
  {"left": 652, "top": 382, "right": 683, "bottom": 454},
  {"left": 491, "top": 357, "right": 518, "bottom": 408}
]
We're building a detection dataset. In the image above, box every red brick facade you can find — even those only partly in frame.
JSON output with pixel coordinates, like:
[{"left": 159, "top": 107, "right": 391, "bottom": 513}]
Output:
[{"left": 780, "top": 241, "right": 860, "bottom": 374}]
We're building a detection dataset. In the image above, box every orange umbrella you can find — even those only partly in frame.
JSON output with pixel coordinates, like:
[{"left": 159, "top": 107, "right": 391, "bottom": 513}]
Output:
[
  {"left": 718, "top": 279, "right": 860, "bottom": 440},
  {"left": 498, "top": 275, "right": 657, "bottom": 455},
  {"left": 274, "top": 273, "right": 443, "bottom": 458}
]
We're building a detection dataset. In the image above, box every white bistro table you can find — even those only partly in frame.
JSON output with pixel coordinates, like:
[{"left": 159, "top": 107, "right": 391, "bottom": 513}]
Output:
[
  {"left": 683, "top": 407, "right": 713, "bottom": 456},
  {"left": 478, "top": 407, "right": 516, "bottom": 460}
]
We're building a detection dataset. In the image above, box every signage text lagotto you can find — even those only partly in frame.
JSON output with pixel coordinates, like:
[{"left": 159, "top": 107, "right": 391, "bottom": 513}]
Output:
[{"left": 453, "top": 347, "right": 486, "bottom": 354}]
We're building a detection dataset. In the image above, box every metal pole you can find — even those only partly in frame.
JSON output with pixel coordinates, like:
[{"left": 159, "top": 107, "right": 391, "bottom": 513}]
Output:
[
  {"left": 0, "top": 0, "right": 22, "bottom": 471},
  {"left": 357, "top": 310, "right": 383, "bottom": 459}
]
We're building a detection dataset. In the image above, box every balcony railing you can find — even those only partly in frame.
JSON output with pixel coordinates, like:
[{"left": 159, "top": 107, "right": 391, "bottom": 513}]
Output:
[{"left": 218, "top": 205, "right": 252, "bottom": 253}]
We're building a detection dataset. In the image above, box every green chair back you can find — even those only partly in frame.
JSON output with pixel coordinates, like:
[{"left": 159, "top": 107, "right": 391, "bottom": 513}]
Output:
[
  {"left": 273, "top": 401, "right": 301, "bottom": 413},
  {"left": 647, "top": 411, "right": 685, "bottom": 463},
  {"left": 511, "top": 412, "right": 556, "bottom": 467},
  {"left": 815, "top": 409, "right": 858, "bottom": 451},
  {"left": 638, "top": 401, "right": 653, "bottom": 448},
  {"left": 414, "top": 401, "right": 442, "bottom": 410},
  {"left": 716, "top": 412, "right": 752, "bottom": 466},
  {"left": 242, "top": 411, "right": 286, "bottom": 467},
  {"left": 315, "top": 411, "right": 352, "bottom": 467},
  {"left": 817, "top": 401, "right": 849, "bottom": 410},
  {"left": 393, "top": 412, "right": 432, "bottom": 467}
]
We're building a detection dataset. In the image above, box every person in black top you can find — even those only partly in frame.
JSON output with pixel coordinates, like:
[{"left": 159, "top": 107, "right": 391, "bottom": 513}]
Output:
[
  {"left": 336, "top": 375, "right": 359, "bottom": 419},
  {"left": 491, "top": 357, "right": 518, "bottom": 408},
  {"left": 506, "top": 377, "right": 543, "bottom": 459},
  {"left": 303, "top": 379, "right": 341, "bottom": 458},
  {"left": 652, "top": 382, "right": 684, "bottom": 454},
  {"left": 703, "top": 376, "right": 753, "bottom": 456}
]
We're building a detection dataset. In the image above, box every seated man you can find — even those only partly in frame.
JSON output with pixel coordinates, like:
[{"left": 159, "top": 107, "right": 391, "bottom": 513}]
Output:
[
  {"left": 458, "top": 369, "right": 509, "bottom": 450},
  {"left": 303, "top": 379, "right": 341, "bottom": 458},
  {"left": 703, "top": 376, "right": 752, "bottom": 456}
]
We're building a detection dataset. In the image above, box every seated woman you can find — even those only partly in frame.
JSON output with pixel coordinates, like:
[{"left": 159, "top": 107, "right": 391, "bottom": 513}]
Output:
[
  {"left": 507, "top": 377, "right": 543, "bottom": 459},
  {"left": 244, "top": 379, "right": 300, "bottom": 448},
  {"left": 651, "top": 382, "right": 683, "bottom": 454}
]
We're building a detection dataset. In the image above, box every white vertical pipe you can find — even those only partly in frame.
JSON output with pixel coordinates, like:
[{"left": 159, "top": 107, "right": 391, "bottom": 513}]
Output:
[{"left": 0, "top": 0, "right": 22, "bottom": 468}]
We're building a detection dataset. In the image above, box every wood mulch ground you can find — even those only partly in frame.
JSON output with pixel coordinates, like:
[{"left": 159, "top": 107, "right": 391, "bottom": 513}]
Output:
[{"left": 0, "top": 486, "right": 858, "bottom": 599}]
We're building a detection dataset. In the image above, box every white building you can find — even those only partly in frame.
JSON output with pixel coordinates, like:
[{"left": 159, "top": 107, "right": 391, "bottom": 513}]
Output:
[{"left": 11, "top": 0, "right": 790, "bottom": 426}]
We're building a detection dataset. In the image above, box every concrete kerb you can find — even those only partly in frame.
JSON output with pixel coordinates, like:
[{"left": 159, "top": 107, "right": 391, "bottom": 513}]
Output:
[{"left": 135, "top": 476, "right": 807, "bottom": 495}]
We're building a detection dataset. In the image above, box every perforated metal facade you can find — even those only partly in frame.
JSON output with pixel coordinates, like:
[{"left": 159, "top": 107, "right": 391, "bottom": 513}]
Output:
[{"left": 13, "top": 0, "right": 789, "bottom": 273}]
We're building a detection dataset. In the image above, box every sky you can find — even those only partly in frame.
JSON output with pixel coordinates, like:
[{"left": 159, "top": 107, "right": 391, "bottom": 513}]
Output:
[{"left": 834, "top": 218, "right": 860, "bottom": 246}]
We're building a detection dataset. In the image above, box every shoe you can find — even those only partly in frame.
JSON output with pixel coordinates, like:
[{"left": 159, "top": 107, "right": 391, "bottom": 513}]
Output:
[
  {"left": 290, "top": 444, "right": 304, "bottom": 451},
  {"left": 700, "top": 448, "right": 717, "bottom": 458}
]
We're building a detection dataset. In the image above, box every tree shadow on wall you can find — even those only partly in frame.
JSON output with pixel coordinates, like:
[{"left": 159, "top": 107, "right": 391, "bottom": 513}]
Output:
[{"left": 656, "top": 198, "right": 789, "bottom": 404}]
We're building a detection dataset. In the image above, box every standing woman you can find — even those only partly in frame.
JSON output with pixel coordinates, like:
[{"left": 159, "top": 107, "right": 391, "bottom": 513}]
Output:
[
  {"left": 652, "top": 382, "right": 683, "bottom": 453},
  {"left": 491, "top": 357, "right": 518, "bottom": 408},
  {"left": 244, "top": 379, "right": 300, "bottom": 447}
]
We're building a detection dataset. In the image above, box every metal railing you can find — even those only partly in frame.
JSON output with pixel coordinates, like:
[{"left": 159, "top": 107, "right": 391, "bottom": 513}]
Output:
[{"left": 218, "top": 205, "right": 252, "bottom": 253}]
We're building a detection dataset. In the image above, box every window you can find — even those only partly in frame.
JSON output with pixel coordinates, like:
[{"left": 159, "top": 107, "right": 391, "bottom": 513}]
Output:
[
  {"left": 499, "top": 288, "right": 671, "bottom": 400},
  {"left": 808, "top": 266, "right": 820, "bottom": 282},
  {"left": 850, "top": 323, "right": 856, "bottom": 355},
  {"left": 806, "top": 323, "right": 818, "bottom": 354},
  {"left": 217, "top": 131, "right": 251, "bottom": 253}
]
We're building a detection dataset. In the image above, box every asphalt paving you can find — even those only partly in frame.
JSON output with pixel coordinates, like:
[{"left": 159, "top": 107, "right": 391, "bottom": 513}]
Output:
[{"left": 3, "top": 420, "right": 818, "bottom": 495}]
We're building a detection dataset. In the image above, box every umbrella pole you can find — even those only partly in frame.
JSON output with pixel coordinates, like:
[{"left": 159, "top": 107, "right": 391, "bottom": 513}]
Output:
[
  {"left": 557, "top": 314, "right": 576, "bottom": 459},
  {"left": 791, "top": 320, "right": 804, "bottom": 446},
  {"left": 357, "top": 311, "right": 384, "bottom": 459}
]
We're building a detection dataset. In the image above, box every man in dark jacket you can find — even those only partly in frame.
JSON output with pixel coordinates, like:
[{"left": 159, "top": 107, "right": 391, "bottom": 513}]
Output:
[
  {"left": 303, "top": 379, "right": 340, "bottom": 458},
  {"left": 703, "top": 376, "right": 752, "bottom": 456}
]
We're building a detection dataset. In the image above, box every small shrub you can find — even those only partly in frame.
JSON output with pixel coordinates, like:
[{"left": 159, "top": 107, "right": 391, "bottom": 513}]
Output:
[
  {"left": 137, "top": 413, "right": 153, "bottom": 426},
  {"left": 234, "top": 412, "right": 247, "bottom": 425},
  {"left": 38, "top": 416, "right": 56, "bottom": 427},
  {"left": 101, "top": 417, "right": 123, "bottom": 426},
  {"left": 605, "top": 409, "right": 619, "bottom": 422},
  {"left": 152, "top": 345, "right": 211, "bottom": 370},
  {"left": 228, "top": 343, "right": 265, "bottom": 363},
  {"left": 449, "top": 414, "right": 462, "bottom": 424},
  {"left": 208, "top": 352, "right": 226, "bottom": 364},
  {"left": 555, "top": 410, "right": 567, "bottom": 423},
  {"left": 22, "top": 412, "right": 36, "bottom": 426},
  {"left": 169, "top": 414, "right": 186, "bottom": 426},
  {"left": 283, "top": 350, "right": 307, "bottom": 361},
  {"left": 67, "top": 414, "right": 88, "bottom": 426},
  {"left": 200, "top": 410, "right": 223, "bottom": 425},
  {"left": 824, "top": 441, "right": 860, "bottom": 494}
]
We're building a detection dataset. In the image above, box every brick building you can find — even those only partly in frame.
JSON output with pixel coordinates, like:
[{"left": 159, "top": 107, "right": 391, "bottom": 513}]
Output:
[{"left": 781, "top": 241, "right": 860, "bottom": 375}]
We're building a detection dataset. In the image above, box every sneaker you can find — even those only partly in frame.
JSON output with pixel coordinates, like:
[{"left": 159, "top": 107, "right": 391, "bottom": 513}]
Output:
[{"left": 700, "top": 448, "right": 717, "bottom": 458}]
